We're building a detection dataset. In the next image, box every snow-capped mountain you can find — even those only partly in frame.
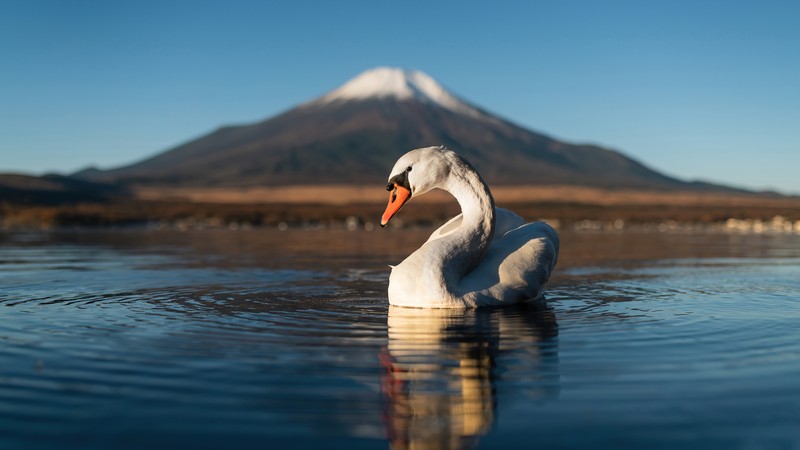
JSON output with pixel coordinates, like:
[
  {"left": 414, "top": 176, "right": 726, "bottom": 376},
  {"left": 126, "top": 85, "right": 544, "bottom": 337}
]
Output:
[
  {"left": 315, "top": 67, "right": 485, "bottom": 119},
  {"left": 77, "top": 67, "right": 704, "bottom": 190}
]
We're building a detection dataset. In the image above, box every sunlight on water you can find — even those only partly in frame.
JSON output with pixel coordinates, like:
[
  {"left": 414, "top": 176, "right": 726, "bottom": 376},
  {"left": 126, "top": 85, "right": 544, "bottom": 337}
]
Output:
[{"left": 0, "top": 229, "right": 799, "bottom": 449}]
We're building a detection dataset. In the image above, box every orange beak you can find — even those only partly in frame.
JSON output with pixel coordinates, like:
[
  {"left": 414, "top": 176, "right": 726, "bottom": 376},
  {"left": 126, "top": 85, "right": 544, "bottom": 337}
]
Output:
[{"left": 381, "top": 184, "right": 412, "bottom": 227}]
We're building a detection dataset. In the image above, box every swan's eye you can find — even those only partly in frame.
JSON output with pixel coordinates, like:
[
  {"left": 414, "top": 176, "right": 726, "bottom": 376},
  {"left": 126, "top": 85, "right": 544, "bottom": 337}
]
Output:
[{"left": 406, "top": 166, "right": 412, "bottom": 172}]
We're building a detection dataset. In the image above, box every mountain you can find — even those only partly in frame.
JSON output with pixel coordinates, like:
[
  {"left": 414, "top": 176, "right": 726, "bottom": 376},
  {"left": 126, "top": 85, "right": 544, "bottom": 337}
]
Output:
[{"left": 77, "top": 67, "right": 714, "bottom": 190}]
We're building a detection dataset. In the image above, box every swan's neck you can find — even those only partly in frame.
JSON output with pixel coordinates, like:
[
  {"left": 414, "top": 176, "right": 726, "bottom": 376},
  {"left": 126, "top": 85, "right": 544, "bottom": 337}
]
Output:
[{"left": 427, "top": 163, "right": 495, "bottom": 300}]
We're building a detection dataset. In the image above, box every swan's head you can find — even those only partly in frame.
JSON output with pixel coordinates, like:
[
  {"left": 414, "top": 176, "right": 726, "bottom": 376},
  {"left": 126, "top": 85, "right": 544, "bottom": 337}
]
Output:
[{"left": 381, "top": 146, "right": 454, "bottom": 227}]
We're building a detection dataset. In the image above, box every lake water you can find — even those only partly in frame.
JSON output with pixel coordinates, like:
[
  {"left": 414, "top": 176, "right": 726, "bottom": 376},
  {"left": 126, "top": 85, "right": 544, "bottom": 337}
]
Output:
[{"left": 1, "top": 228, "right": 799, "bottom": 449}]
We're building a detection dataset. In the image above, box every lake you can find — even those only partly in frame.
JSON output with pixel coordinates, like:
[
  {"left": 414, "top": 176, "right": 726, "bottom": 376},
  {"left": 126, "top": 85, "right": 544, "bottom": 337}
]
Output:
[{"left": 1, "top": 228, "right": 799, "bottom": 449}]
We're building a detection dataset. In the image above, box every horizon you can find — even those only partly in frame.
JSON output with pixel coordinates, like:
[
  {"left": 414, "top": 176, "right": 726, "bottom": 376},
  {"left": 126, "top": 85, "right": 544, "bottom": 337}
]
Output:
[{"left": 2, "top": 1, "right": 799, "bottom": 194}]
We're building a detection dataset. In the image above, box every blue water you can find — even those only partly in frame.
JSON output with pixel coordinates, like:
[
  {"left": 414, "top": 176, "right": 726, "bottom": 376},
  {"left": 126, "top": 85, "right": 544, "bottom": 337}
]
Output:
[{"left": 1, "top": 229, "right": 799, "bottom": 449}]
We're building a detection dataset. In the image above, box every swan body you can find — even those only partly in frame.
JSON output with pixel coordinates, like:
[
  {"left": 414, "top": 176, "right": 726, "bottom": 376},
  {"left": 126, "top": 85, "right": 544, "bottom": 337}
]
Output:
[{"left": 381, "top": 146, "right": 559, "bottom": 309}]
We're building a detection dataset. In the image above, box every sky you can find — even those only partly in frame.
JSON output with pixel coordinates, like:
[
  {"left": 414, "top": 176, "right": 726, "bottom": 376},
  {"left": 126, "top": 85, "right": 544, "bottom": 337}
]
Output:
[{"left": 1, "top": 0, "right": 798, "bottom": 193}]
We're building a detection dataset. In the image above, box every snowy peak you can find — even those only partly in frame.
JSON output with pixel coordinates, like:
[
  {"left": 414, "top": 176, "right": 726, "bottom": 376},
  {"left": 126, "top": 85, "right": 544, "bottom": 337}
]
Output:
[{"left": 317, "top": 67, "right": 482, "bottom": 117}]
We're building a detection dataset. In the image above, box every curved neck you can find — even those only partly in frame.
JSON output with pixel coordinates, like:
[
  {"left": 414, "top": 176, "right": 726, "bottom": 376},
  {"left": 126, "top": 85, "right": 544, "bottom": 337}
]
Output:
[{"left": 425, "top": 161, "right": 495, "bottom": 301}]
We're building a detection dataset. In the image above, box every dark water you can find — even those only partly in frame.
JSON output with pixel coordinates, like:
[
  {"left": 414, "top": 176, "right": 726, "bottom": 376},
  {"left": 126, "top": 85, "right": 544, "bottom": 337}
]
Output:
[{"left": 1, "top": 229, "right": 799, "bottom": 449}]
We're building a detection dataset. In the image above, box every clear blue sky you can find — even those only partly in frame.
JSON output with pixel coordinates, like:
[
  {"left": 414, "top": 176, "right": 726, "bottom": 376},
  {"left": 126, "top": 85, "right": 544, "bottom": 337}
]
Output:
[{"left": 2, "top": 0, "right": 798, "bottom": 192}]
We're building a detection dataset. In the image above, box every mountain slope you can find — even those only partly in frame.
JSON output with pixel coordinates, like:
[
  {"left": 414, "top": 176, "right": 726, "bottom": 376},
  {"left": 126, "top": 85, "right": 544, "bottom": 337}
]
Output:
[{"left": 79, "top": 67, "right": 704, "bottom": 190}]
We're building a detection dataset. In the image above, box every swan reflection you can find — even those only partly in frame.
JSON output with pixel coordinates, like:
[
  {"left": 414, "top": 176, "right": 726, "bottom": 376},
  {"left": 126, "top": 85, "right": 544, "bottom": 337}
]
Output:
[{"left": 380, "top": 302, "right": 558, "bottom": 449}]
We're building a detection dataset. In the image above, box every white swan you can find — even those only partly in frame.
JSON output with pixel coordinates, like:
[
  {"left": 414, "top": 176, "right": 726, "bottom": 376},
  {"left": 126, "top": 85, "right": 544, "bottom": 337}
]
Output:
[{"left": 381, "top": 146, "right": 559, "bottom": 308}]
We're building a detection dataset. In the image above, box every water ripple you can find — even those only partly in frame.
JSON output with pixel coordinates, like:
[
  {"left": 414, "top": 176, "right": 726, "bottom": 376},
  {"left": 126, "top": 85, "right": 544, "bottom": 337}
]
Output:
[{"left": 1, "top": 231, "right": 800, "bottom": 449}]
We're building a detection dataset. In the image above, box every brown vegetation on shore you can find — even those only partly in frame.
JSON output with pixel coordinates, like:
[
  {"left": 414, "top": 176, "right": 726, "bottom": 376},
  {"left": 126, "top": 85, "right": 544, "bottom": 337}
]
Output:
[
  {"left": 2, "top": 184, "right": 799, "bottom": 230},
  {"left": 134, "top": 184, "right": 795, "bottom": 208}
]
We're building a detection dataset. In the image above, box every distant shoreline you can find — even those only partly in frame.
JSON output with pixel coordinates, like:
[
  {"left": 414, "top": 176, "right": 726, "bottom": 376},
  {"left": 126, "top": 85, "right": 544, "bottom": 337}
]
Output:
[
  {"left": 132, "top": 184, "right": 797, "bottom": 208},
  {"left": 2, "top": 184, "right": 799, "bottom": 231}
]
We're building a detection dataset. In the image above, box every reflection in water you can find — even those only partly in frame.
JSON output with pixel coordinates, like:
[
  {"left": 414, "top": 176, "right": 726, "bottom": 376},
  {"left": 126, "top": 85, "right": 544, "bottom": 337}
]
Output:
[
  {"left": 3, "top": 231, "right": 800, "bottom": 448},
  {"left": 381, "top": 303, "right": 559, "bottom": 449}
]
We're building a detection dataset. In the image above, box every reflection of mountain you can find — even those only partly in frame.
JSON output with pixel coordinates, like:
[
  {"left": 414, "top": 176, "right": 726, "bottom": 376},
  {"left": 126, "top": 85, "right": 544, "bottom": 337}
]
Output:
[{"left": 380, "top": 303, "right": 558, "bottom": 450}]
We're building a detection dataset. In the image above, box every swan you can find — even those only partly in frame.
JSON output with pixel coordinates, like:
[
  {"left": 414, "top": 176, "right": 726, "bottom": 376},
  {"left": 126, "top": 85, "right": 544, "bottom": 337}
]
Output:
[{"left": 381, "top": 145, "right": 559, "bottom": 308}]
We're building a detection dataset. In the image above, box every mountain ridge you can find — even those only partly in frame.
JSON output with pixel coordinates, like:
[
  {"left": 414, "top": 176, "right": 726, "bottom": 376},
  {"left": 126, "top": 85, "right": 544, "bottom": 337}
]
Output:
[{"left": 75, "top": 67, "right": 737, "bottom": 192}]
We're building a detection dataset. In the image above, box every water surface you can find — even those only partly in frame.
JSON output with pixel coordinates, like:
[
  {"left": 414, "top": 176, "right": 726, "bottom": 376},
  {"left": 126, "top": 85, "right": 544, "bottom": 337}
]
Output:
[{"left": 1, "top": 229, "right": 799, "bottom": 449}]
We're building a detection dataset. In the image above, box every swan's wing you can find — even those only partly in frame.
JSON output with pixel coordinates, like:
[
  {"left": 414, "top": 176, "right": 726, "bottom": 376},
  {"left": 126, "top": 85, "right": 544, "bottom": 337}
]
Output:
[
  {"left": 460, "top": 221, "right": 559, "bottom": 305},
  {"left": 425, "top": 213, "right": 463, "bottom": 244},
  {"left": 494, "top": 207, "right": 525, "bottom": 237},
  {"left": 425, "top": 207, "right": 524, "bottom": 245},
  {"left": 501, "top": 221, "right": 559, "bottom": 287}
]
